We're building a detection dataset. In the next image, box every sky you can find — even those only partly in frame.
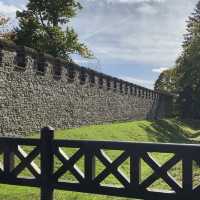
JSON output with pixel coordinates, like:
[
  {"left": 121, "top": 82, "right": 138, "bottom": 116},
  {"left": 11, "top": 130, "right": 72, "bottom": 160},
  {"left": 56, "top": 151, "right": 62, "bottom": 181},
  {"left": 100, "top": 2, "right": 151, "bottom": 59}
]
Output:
[{"left": 0, "top": 0, "right": 199, "bottom": 89}]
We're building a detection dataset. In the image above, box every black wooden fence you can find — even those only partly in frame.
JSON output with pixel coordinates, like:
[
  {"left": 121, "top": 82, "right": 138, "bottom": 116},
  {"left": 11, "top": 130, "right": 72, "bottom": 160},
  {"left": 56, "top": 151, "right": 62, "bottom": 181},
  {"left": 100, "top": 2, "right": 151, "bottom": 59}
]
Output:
[{"left": 0, "top": 126, "right": 199, "bottom": 200}]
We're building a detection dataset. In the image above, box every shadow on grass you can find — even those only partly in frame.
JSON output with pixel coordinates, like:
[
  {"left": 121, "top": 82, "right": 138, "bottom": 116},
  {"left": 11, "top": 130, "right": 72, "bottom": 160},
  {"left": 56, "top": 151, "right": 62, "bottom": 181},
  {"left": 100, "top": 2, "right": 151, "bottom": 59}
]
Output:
[
  {"left": 178, "top": 119, "right": 200, "bottom": 130},
  {"left": 173, "top": 118, "right": 200, "bottom": 139},
  {"left": 139, "top": 119, "right": 200, "bottom": 144},
  {"left": 185, "top": 131, "right": 200, "bottom": 138}
]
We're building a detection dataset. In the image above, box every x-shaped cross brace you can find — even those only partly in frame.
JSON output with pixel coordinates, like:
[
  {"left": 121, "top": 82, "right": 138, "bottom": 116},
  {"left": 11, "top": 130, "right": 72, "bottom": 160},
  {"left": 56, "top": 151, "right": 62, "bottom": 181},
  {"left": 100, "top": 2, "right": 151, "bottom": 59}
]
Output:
[
  {"left": 12, "top": 146, "right": 40, "bottom": 178},
  {"left": 53, "top": 147, "right": 84, "bottom": 183},
  {"left": 94, "top": 149, "right": 129, "bottom": 188},
  {"left": 140, "top": 153, "right": 181, "bottom": 193}
]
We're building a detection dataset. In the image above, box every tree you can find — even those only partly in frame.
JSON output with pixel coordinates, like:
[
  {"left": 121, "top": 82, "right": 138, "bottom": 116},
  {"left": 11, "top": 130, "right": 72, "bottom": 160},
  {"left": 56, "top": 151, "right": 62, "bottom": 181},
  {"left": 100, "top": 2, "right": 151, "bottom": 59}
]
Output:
[
  {"left": 183, "top": 1, "right": 200, "bottom": 49},
  {"left": 14, "top": 0, "right": 92, "bottom": 60},
  {"left": 148, "top": 1, "right": 200, "bottom": 119},
  {"left": 172, "top": 1, "right": 200, "bottom": 119},
  {"left": 154, "top": 68, "right": 177, "bottom": 93}
]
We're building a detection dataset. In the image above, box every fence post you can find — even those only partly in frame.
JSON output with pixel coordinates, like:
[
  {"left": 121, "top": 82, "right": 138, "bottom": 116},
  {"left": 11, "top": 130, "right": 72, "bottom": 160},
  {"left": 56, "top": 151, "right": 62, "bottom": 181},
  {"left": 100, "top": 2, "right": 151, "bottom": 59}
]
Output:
[
  {"left": 182, "top": 153, "right": 193, "bottom": 198},
  {"left": 85, "top": 145, "right": 96, "bottom": 185},
  {"left": 3, "top": 145, "right": 15, "bottom": 175},
  {"left": 130, "top": 152, "right": 141, "bottom": 190},
  {"left": 40, "top": 126, "right": 54, "bottom": 200}
]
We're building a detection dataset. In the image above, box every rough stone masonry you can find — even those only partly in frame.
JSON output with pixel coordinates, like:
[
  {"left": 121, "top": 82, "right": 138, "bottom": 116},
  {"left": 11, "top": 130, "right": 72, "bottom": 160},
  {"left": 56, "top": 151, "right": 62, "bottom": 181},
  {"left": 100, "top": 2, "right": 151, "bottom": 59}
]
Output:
[{"left": 0, "top": 40, "right": 172, "bottom": 136}]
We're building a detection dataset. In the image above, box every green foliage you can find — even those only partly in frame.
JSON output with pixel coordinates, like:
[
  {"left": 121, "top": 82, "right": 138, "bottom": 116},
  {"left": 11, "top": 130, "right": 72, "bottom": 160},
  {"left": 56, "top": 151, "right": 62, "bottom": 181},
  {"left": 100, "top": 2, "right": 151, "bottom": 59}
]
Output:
[
  {"left": 154, "top": 68, "right": 179, "bottom": 117},
  {"left": 154, "top": 68, "right": 177, "bottom": 93},
  {"left": 14, "top": 0, "right": 93, "bottom": 60},
  {"left": 155, "top": 1, "right": 200, "bottom": 119},
  {"left": 174, "top": 1, "right": 200, "bottom": 119}
]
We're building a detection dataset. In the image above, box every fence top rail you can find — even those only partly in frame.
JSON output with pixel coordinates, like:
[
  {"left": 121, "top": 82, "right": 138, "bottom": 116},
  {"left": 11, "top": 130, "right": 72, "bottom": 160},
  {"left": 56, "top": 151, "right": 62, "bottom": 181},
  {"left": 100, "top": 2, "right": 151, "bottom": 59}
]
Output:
[
  {"left": 0, "top": 135, "right": 199, "bottom": 153},
  {"left": 0, "top": 137, "right": 40, "bottom": 146},
  {"left": 54, "top": 139, "right": 200, "bottom": 153}
]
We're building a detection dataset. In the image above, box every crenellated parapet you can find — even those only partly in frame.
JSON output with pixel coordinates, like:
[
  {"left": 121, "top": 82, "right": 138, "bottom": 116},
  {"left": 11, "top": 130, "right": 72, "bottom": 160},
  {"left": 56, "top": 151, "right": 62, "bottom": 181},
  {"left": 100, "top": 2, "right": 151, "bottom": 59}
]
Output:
[{"left": 0, "top": 40, "right": 172, "bottom": 101}]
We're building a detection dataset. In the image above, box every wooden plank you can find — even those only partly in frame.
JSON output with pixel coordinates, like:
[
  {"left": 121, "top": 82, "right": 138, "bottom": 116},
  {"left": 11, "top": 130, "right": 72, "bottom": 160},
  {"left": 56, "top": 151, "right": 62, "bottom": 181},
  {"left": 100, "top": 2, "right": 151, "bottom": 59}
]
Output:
[
  {"left": 182, "top": 154, "right": 193, "bottom": 192},
  {"left": 17, "top": 146, "right": 40, "bottom": 174},
  {"left": 141, "top": 153, "right": 182, "bottom": 192},
  {"left": 13, "top": 146, "right": 41, "bottom": 178},
  {"left": 130, "top": 152, "right": 141, "bottom": 188},
  {"left": 40, "top": 126, "right": 54, "bottom": 200},
  {"left": 53, "top": 147, "right": 84, "bottom": 183},
  {"left": 0, "top": 138, "right": 40, "bottom": 146},
  {"left": 84, "top": 147, "right": 95, "bottom": 183},
  {"left": 54, "top": 140, "right": 200, "bottom": 154},
  {"left": 12, "top": 146, "right": 40, "bottom": 177},
  {"left": 3, "top": 145, "right": 15, "bottom": 174},
  {"left": 94, "top": 150, "right": 129, "bottom": 187}
]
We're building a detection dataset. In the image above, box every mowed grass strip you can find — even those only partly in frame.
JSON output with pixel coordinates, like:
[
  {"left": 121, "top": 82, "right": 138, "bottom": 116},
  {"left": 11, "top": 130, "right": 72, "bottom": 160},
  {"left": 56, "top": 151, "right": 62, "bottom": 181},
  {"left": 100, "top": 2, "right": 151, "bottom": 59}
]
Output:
[{"left": 1, "top": 118, "right": 200, "bottom": 200}]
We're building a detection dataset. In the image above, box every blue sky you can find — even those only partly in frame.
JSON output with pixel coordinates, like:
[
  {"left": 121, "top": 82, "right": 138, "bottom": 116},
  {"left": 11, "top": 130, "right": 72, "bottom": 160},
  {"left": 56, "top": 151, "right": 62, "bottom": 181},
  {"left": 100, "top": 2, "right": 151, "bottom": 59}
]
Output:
[{"left": 0, "top": 0, "right": 198, "bottom": 88}]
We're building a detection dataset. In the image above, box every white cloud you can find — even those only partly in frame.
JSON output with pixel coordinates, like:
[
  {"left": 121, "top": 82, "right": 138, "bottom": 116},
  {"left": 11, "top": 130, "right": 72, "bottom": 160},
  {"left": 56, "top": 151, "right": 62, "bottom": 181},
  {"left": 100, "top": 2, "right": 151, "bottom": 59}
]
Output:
[
  {"left": 0, "top": 1, "right": 21, "bottom": 17},
  {"left": 73, "top": 59, "right": 90, "bottom": 64},
  {"left": 94, "top": 0, "right": 165, "bottom": 3},
  {"left": 137, "top": 4, "right": 158, "bottom": 15},
  {"left": 152, "top": 67, "right": 169, "bottom": 73},
  {"left": 121, "top": 76, "right": 154, "bottom": 89},
  {"left": 70, "top": 0, "right": 199, "bottom": 88},
  {"left": 73, "top": 0, "right": 198, "bottom": 68}
]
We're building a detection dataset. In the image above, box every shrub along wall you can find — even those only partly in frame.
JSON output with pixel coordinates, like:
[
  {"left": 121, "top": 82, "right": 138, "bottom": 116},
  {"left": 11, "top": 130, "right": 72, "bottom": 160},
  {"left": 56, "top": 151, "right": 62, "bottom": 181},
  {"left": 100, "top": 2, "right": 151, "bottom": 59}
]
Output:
[{"left": 0, "top": 40, "right": 173, "bottom": 135}]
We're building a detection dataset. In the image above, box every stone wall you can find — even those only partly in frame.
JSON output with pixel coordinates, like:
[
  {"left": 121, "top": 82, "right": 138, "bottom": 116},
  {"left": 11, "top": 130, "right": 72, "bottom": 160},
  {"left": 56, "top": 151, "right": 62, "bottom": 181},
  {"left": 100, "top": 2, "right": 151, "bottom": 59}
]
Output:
[{"left": 0, "top": 40, "right": 173, "bottom": 136}]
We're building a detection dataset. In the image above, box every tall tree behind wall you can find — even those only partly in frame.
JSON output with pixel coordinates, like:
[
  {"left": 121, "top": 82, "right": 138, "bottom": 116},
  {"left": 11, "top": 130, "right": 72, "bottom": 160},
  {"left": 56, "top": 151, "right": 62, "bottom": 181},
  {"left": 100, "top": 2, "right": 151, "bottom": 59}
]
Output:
[
  {"left": 155, "top": 1, "right": 200, "bottom": 119},
  {"left": 176, "top": 1, "right": 200, "bottom": 119},
  {"left": 154, "top": 68, "right": 177, "bottom": 93}
]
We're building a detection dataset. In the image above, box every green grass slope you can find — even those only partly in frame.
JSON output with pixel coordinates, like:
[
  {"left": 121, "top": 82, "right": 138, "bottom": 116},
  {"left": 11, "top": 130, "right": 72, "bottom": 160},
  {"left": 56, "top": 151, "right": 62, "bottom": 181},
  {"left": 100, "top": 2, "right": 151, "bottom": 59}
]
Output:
[
  {"left": 1, "top": 118, "right": 200, "bottom": 200},
  {"left": 54, "top": 118, "right": 200, "bottom": 143}
]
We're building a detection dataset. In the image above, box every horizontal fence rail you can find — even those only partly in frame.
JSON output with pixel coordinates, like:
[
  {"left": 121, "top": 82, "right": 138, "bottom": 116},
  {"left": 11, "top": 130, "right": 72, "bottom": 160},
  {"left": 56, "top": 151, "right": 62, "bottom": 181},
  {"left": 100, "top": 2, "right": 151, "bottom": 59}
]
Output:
[{"left": 0, "top": 127, "right": 199, "bottom": 200}]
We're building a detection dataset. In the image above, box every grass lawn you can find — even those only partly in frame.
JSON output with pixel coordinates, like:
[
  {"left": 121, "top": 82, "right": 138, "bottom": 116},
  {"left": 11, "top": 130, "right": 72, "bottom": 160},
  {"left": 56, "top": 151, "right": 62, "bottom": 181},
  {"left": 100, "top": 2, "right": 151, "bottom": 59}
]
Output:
[{"left": 1, "top": 118, "right": 200, "bottom": 200}]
